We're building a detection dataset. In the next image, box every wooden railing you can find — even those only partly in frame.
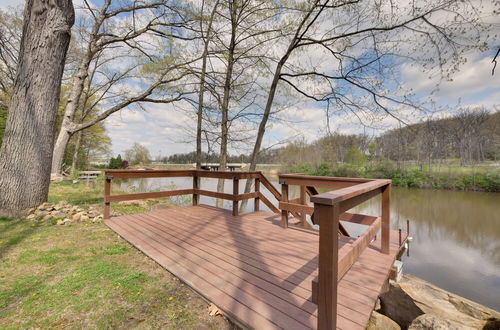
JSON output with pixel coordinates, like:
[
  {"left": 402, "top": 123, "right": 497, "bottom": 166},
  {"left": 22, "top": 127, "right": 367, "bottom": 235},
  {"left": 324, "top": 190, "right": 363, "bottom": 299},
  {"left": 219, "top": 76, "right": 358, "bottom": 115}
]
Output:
[
  {"left": 104, "top": 170, "right": 393, "bottom": 330},
  {"left": 304, "top": 176, "right": 391, "bottom": 330},
  {"left": 103, "top": 169, "right": 280, "bottom": 219}
]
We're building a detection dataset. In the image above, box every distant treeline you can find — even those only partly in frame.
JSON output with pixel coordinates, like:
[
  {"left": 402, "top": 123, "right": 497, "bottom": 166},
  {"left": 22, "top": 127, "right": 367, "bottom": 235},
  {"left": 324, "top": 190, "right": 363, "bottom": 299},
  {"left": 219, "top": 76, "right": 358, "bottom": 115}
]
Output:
[
  {"left": 161, "top": 151, "right": 251, "bottom": 164},
  {"left": 160, "top": 109, "right": 500, "bottom": 192},
  {"left": 164, "top": 109, "right": 500, "bottom": 167}
]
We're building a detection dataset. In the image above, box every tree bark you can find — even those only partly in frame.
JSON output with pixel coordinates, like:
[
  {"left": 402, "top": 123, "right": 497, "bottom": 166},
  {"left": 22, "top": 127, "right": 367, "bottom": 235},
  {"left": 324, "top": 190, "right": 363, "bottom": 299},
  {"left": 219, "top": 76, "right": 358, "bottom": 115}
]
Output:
[
  {"left": 216, "top": 0, "right": 237, "bottom": 208},
  {"left": 196, "top": 0, "right": 219, "bottom": 170},
  {"left": 0, "top": 0, "right": 74, "bottom": 217},
  {"left": 70, "top": 129, "right": 82, "bottom": 174}
]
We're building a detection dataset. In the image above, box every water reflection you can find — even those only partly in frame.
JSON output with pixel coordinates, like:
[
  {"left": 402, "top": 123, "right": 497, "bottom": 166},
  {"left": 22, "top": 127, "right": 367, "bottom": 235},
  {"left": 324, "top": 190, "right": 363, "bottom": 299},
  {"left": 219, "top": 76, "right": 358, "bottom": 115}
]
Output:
[{"left": 115, "top": 178, "right": 500, "bottom": 311}]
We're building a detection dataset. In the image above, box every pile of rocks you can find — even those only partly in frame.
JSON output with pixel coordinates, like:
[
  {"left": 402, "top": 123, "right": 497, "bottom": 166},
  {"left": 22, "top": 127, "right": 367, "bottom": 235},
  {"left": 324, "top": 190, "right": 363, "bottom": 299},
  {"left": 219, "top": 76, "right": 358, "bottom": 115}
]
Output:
[
  {"left": 27, "top": 201, "right": 103, "bottom": 226},
  {"left": 368, "top": 275, "right": 500, "bottom": 329}
]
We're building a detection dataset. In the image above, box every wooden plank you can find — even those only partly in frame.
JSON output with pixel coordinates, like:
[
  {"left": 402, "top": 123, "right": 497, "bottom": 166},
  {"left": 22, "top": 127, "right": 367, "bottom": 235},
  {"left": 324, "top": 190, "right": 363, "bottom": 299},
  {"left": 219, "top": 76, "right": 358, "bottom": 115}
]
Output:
[
  {"left": 105, "top": 170, "right": 194, "bottom": 179},
  {"left": 339, "top": 212, "right": 378, "bottom": 226},
  {"left": 106, "top": 189, "right": 194, "bottom": 203},
  {"left": 234, "top": 191, "right": 259, "bottom": 201},
  {"left": 194, "top": 189, "right": 234, "bottom": 201},
  {"left": 258, "top": 193, "right": 280, "bottom": 214},
  {"left": 259, "top": 173, "right": 282, "bottom": 201},
  {"left": 279, "top": 202, "right": 314, "bottom": 215},
  {"left": 338, "top": 188, "right": 382, "bottom": 214},
  {"left": 310, "top": 179, "right": 390, "bottom": 206}
]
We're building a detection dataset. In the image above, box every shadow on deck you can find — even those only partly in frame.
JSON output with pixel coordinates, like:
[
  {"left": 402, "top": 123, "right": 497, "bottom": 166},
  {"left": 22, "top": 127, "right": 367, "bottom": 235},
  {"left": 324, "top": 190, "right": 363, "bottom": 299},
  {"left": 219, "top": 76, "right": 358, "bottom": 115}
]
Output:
[{"left": 105, "top": 204, "right": 404, "bottom": 330}]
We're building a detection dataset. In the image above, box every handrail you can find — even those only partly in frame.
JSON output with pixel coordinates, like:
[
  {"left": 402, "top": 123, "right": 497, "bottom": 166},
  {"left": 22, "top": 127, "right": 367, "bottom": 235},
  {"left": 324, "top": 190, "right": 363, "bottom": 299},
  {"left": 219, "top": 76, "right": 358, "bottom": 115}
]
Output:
[
  {"left": 103, "top": 170, "right": 280, "bottom": 218},
  {"left": 307, "top": 176, "right": 391, "bottom": 330}
]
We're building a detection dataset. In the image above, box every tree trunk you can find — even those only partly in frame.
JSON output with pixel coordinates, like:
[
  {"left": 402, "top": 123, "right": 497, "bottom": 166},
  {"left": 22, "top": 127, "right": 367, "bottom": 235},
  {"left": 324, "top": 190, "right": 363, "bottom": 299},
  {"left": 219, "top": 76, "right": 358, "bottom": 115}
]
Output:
[
  {"left": 70, "top": 129, "right": 82, "bottom": 174},
  {"left": 0, "top": 0, "right": 74, "bottom": 217},
  {"left": 216, "top": 2, "right": 236, "bottom": 208},
  {"left": 196, "top": 1, "right": 219, "bottom": 170},
  {"left": 52, "top": 124, "right": 73, "bottom": 175}
]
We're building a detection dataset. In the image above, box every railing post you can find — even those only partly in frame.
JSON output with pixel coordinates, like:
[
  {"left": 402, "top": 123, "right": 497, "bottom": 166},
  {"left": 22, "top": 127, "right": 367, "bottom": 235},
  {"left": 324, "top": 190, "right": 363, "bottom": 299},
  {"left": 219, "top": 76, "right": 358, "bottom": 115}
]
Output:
[
  {"left": 232, "top": 177, "right": 239, "bottom": 216},
  {"left": 381, "top": 183, "right": 391, "bottom": 254},
  {"left": 254, "top": 177, "right": 260, "bottom": 212},
  {"left": 281, "top": 183, "right": 289, "bottom": 228},
  {"left": 316, "top": 202, "right": 339, "bottom": 330},
  {"left": 104, "top": 176, "right": 111, "bottom": 219},
  {"left": 299, "top": 185, "right": 307, "bottom": 227},
  {"left": 192, "top": 174, "right": 199, "bottom": 206}
]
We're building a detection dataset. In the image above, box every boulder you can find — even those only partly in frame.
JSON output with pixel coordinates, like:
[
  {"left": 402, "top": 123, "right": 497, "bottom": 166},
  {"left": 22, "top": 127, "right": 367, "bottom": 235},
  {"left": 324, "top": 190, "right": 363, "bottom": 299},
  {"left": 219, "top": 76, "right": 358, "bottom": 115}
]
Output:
[
  {"left": 408, "top": 314, "right": 472, "bottom": 330},
  {"left": 367, "top": 311, "right": 400, "bottom": 330},
  {"left": 398, "top": 275, "right": 500, "bottom": 328},
  {"left": 80, "top": 215, "right": 90, "bottom": 222},
  {"left": 379, "top": 284, "right": 424, "bottom": 328}
]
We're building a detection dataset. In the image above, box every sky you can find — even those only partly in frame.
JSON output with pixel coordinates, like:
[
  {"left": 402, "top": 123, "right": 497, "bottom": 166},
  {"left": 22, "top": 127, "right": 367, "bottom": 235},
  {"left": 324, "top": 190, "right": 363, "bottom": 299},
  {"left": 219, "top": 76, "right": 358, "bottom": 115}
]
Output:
[{"left": 2, "top": 0, "right": 500, "bottom": 159}]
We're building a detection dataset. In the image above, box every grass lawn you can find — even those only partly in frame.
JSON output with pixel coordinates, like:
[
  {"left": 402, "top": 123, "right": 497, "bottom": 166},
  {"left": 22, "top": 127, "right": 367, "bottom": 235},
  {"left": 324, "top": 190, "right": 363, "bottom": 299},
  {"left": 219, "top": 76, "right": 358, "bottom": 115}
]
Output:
[{"left": 0, "top": 183, "right": 235, "bottom": 329}]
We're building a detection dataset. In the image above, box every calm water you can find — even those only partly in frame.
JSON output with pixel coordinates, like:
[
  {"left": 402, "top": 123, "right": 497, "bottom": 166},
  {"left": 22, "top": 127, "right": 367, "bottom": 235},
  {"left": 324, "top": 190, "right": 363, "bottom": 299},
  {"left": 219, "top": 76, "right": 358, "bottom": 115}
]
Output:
[{"left": 116, "top": 177, "right": 500, "bottom": 311}]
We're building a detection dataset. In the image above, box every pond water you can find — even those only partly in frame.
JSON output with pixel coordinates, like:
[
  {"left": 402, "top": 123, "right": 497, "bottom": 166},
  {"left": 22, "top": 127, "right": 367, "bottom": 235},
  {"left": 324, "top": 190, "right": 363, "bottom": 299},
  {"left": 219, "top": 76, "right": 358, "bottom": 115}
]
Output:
[{"left": 115, "top": 176, "right": 500, "bottom": 311}]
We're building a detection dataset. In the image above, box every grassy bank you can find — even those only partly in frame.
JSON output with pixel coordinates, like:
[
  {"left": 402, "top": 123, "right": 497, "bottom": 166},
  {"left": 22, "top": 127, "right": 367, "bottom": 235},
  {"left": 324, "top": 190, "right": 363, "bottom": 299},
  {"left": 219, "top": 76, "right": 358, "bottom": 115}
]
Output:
[
  {"left": 289, "top": 161, "right": 500, "bottom": 192},
  {"left": 0, "top": 183, "right": 234, "bottom": 329}
]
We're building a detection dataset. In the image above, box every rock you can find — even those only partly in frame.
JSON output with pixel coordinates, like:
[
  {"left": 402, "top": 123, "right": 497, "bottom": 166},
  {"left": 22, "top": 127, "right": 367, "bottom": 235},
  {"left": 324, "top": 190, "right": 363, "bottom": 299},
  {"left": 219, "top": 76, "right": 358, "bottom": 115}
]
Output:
[
  {"left": 118, "top": 200, "right": 148, "bottom": 207},
  {"left": 27, "top": 214, "right": 36, "bottom": 220},
  {"left": 50, "top": 173, "right": 64, "bottom": 183},
  {"left": 397, "top": 275, "right": 500, "bottom": 328},
  {"left": 52, "top": 211, "right": 67, "bottom": 219},
  {"left": 379, "top": 284, "right": 424, "bottom": 328},
  {"left": 72, "top": 212, "right": 84, "bottom": 222},
  {"left": 80, "top": 215, "right": 90, "bottom": 222},
  {"left": 367, "top": 311, "right": 401, "bottom": 330},
  {"left": 408, "top": 314, "right": 471, "bottom": 330},
  {"left": 72, "top": 180, "right": 79, "bottom": 184},
  {"left": 43, "top": 214, "right": 52, "bottom": 221}
]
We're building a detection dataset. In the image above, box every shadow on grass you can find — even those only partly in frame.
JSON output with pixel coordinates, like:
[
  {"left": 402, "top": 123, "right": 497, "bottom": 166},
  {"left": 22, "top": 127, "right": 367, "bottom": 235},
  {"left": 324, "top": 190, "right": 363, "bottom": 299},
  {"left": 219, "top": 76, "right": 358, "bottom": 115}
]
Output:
[{"left": 0, "top": 218, "right": 37, "bottom": 260}]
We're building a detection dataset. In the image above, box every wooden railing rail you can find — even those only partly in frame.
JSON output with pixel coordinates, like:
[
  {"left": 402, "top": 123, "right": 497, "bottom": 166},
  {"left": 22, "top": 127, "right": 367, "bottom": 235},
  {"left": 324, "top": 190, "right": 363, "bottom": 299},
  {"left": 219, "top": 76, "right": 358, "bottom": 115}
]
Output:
[
  {"left": 307, "top": 178, "right": 391, "bottom": 330},
  {"left": 104, "top": 170, "right": 280, "bottom": 218}
]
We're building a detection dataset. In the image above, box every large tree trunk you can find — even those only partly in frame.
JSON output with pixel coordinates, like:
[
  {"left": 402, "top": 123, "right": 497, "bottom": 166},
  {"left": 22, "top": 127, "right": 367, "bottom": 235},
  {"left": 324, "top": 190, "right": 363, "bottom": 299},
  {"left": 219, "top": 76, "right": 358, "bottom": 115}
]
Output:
[{"left": 0, "top": 0, "right": 74, "bottom": 217}]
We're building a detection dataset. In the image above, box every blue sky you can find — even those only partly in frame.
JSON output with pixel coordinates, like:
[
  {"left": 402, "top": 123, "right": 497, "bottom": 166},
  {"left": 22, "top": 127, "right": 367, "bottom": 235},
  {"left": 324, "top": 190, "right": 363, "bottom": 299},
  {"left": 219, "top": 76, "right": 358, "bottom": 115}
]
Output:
[{"left": 2, "top": 0, "right": 499, "bottom": 158}]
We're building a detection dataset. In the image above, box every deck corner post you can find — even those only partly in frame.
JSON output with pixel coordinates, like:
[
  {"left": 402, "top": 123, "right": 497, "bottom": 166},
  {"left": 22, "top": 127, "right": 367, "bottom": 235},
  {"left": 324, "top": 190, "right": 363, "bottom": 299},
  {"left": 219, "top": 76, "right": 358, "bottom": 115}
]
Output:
[
  {"left": 232, "top": 177, "right": 239, "bottom": 216},
  {"left": 104, "top": 176, "right": 111, "bottom": 219},
  {"left": 254, "top": 177, "right": 260, "bottom": 212},
  {"left": 381, "top": 183, "right": 391, "bottom": 254},
  {"left": 192, "top": 175, "right": 199, "bottom": 206},
  {"left": 281, "top": 183, "right": 289, "bottom": 228},
  {"left": 316, "top": 202, "right": 339, "bottom": 330}
]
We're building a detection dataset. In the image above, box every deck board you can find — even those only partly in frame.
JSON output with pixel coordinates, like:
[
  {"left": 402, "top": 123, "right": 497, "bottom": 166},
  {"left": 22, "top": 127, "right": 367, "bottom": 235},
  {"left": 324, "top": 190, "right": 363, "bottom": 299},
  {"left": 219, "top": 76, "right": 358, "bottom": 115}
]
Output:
[{"left": 105, "top": 205, "right": 403, "bottom": 330}]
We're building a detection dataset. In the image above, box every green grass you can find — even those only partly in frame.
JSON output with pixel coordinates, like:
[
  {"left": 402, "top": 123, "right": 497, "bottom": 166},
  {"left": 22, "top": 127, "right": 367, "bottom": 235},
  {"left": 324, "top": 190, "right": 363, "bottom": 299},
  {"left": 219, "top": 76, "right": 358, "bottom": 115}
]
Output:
[{"left": 0, "top": 217, "right": 233, "bottom": 329}]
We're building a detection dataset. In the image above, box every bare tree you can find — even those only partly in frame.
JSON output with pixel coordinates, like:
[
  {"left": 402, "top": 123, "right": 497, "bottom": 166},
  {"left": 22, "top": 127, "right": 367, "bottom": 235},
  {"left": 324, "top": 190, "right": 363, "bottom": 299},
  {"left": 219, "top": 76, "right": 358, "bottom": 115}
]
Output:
[
  {"left": 0, "top": 0, "right": 74, "bottom": 216},
  {"left": 50, "top": 0, "right": 195, "bottom": 175}
]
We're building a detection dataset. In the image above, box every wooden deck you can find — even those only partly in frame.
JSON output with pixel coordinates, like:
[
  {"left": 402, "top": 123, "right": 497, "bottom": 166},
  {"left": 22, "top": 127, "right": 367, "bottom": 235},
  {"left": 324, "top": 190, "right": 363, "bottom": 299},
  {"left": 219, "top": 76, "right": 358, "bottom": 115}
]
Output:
[{"left": 105, "top": 204, "right": 404, "bottom": 330}]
